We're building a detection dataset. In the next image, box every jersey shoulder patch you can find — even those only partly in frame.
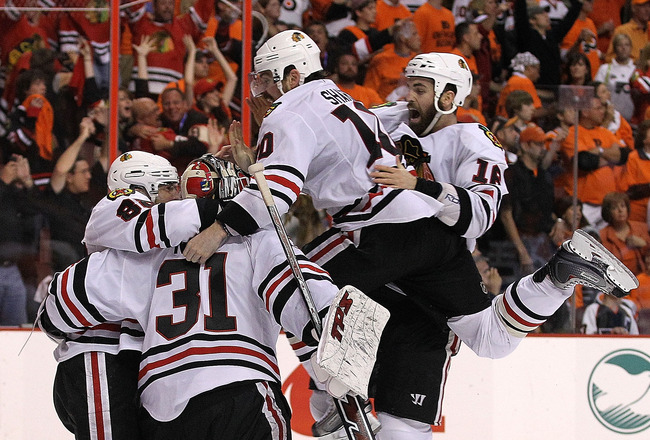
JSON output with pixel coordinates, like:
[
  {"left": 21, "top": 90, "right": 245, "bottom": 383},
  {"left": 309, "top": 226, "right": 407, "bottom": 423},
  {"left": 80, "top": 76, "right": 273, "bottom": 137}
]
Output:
[
  {"left": 107, "top": 188, "right": 135, "bottom": 200},
  {"left": 264, "top": 102, "right": 282, "bottom": 118},
  {"left": 477, "top": 124, "right": 503, "bottom": 149},
  {"left": 370, "top": 101, "right": 398, "bottom": 109}
]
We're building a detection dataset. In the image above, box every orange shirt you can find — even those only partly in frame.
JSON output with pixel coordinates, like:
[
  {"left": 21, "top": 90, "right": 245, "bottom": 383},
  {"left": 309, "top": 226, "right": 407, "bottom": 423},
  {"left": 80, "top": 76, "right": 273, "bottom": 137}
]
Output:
[
  {"left": 561, "top": 17, "right": 600, "bottom": 78},
  {"left": 487, "top": 28, "right": 501, "bottom": 64},
  {"left": 363, "top": 45, "right": 415, "bottom": 101},
  {"left": 558, "top": 125, "right": 620, "bottom": 205},
  {"left": 495, "top": 73, "right": 542, "bottom": 118},
  {"left": 612, "top": 115, "right": 634, "bottom": 149},
  {"left": 374, "top": 0, "right": 412, "bottom": 31},
  {"left": 336, "top": 82, "right": 384, "bottom": 108},
  {"left": 589, "top": 0, "right": 625, "bottom": 54},
  {"left": 309, "top": 0, "right": 333, "bottom": 22},
  {"left": 457, "top": 107, "right": 487, "bottom": 125},
  {"left": 619, "top": 149, "right": 650, "bottom": 223},
  {"left": 605, "top": 20, "right": 650, "bottom": 62},
  {"left": 450, "top": 47, "right": 477, "bottom": 75},
  {"left": 600, "top": 221, "right": 650, "bottom": 275},
  {"left": 630, "top": 272, "right": 650, "bottom": 310},
  {"left": 412, "top": 3, "right": 455, "bottom": 53}
]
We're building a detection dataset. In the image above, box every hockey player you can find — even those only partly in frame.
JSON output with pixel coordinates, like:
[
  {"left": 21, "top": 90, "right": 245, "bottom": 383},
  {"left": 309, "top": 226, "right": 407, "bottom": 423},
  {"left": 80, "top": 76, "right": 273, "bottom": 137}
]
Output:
[
  {"left": 44, "top": 151, "right": 186, "bottom": 440},
  {"left": 182, "top": 32, "right": 639, "bottom": 439},
  {"left": 40, "top": 155, "right": 366, "bottom": 439},
  {"left": 358, "top": 53, "right": 638, "bottom": 438}
]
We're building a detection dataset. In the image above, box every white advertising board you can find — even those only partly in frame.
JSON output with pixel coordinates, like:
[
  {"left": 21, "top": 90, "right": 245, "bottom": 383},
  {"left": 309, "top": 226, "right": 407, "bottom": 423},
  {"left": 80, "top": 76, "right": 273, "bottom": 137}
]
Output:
[{"left": 2, "top": 330, "right": 649, "bottom": 439}]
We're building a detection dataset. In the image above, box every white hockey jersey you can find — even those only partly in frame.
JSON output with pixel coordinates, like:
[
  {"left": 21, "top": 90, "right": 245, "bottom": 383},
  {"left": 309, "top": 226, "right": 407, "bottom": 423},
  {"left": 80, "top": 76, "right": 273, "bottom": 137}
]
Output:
[
  {"left": 43, "top": 229, "right": 337, "bottom": 421},
  {"left": 50, "top": 190, "right": 213, "bottom": 361},
  {"left": 219, "top": 80, "right": 443, "bottom": 235},
  {"left": 84, "top": 189, "right": 207, "bottom": 254},
  {"left": 372, "top": 101, "right": 509, "bottom": 240}
]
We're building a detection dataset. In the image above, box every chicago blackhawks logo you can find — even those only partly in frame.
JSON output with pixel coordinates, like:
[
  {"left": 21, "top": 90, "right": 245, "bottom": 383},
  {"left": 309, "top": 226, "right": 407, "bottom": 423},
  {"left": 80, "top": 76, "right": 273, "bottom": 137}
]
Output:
[
  {"left": 151, "top": 30, "right": 174, "bottom": 53},
  {"left": 119, "top": 153, "right": 133, "bottom": 162},
  {"left": 478, "top": 125, "right": 503, "bottom": 149},
  {"left": 291, "top": 32, "right": 305, "bottom": 42},
  {"left": 458, "top": 59, "right": 468, "bottom": 71},
  {"left": 107, "top": 188, "right": 135, "bottom": 200},
  {"left": 264, "top": 102, "right": 282, "bottom": 118}
]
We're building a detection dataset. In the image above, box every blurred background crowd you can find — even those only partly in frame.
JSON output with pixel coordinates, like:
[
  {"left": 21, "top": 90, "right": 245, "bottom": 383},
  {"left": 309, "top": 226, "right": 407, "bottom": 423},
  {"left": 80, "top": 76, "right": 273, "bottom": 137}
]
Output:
[{"left": 1, "top": 0, "right": 650, "bottom": 335}]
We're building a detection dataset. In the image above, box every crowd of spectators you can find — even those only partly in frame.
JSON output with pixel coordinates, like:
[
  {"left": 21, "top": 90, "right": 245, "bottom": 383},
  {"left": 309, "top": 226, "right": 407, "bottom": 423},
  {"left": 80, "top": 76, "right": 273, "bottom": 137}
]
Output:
[{"left": 2, "top": 0, "right": 650, "bottom": 334}]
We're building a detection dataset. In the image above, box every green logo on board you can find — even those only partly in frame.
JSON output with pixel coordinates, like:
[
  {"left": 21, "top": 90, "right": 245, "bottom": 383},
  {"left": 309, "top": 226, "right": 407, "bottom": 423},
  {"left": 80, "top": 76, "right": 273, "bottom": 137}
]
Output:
[{"left": 587, "top": 349, "right": 650, "bottom": 434}]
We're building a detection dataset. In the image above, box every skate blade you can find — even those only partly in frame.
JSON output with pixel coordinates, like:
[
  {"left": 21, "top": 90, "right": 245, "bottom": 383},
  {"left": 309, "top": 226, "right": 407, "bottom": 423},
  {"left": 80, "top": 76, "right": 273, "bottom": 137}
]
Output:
[{"left": 568, "top": 229, "right": 639, "bottom": 292}]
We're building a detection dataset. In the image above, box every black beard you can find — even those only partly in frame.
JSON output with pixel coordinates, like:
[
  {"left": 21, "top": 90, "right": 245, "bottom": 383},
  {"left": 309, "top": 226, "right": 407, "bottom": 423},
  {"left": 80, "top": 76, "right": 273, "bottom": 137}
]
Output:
[
  {"left": 410, "top": 105, "right": 437, "bottom": 136},
  {"left": 338, "top": 72, "right": 358, "bottom": 83}
]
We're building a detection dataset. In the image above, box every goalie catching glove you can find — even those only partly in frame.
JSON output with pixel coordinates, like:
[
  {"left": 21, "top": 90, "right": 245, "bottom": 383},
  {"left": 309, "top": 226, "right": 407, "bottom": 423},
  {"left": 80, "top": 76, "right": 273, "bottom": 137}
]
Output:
[{"left": 311, "top": 285, "right": 390, "bottom": 400}]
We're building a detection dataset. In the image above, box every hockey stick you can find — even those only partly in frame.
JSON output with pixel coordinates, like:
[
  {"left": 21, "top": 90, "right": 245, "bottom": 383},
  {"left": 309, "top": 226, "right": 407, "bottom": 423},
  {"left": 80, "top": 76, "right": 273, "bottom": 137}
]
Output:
[{"left": 249, "top": 163, "right": 376, "bottom": 440}]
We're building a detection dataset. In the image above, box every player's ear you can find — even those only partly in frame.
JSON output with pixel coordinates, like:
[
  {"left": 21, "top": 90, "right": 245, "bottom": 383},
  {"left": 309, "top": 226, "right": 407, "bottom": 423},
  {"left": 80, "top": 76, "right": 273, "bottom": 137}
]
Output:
[
  {"left": 439, "top": 90, "right": 455, "bottom": 111},
  {"left": 286, "top": 68, "right": 302, "bottom": 89}
]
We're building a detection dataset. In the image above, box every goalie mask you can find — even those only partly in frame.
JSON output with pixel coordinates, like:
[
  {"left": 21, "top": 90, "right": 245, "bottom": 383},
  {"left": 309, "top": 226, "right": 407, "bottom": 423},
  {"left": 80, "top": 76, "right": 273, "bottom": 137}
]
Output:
[
  {"left": 405, "top": 52, "right": 473, "bottom": 115},
  {"left": 107, "top": 151, "right": 178, "bottom": 202},
  {"left": 181, "top": 154, "right": 248, "bottom": 202},
  {"left": 250, "top": 30, "right": 322, "bottom": 97}
]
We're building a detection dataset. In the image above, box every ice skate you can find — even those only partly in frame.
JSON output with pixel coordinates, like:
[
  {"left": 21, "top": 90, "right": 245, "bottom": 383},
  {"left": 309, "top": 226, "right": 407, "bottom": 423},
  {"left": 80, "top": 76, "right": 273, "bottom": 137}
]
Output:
[
  {"left": 311, "top": 398, "right": 380, "bottom": 439},
  {"left": 534, "top": 229, "right": 638, "bottom": 298}
]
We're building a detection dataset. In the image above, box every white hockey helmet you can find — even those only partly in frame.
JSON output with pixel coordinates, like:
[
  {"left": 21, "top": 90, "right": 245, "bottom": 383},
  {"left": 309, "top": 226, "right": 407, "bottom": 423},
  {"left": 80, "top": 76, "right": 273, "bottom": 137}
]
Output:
[
  {"left": 107, "top": 151, "right": 178, "bottom": 201},
  {"left": 181, "top": 154, "right": 248, "bottom": 202},
  {"left": 250, "top": 30, "right": 322, "bottom": 96},
  {"left": 405, "top": 52, "right": 473, "bottom": 113}
]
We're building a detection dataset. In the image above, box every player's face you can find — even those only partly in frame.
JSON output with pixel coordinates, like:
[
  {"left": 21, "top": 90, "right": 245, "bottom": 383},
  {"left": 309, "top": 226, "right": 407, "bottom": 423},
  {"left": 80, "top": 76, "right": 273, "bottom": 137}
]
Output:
[
  {"left": 249, "top": 70, "right": 283, "bottom": 100},
  {"left": 406, "top": 77, "right": 437, "bottom": 136},
  {"left": 156, "top": 182, "right": 181, "bottom": 203}
]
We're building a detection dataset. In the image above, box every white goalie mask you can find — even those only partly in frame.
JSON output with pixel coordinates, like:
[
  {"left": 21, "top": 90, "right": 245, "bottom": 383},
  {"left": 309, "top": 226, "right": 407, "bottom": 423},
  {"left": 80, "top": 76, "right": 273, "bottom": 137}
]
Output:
[
  {"left": 107, "top": 151, "right": 178, "bottom": 201},
  {"left": 249, "top": 30, "right": 322, "bottom": 97},
  {"left": 405, "top": 52, "right": 473, "bottom": 115}
]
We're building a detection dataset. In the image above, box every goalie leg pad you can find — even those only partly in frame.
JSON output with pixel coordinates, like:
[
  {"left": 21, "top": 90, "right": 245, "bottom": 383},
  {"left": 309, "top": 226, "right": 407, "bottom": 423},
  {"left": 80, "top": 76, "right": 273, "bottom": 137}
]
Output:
[{"left": 316, "top": 285, "right": 390, "bottom": 400}]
